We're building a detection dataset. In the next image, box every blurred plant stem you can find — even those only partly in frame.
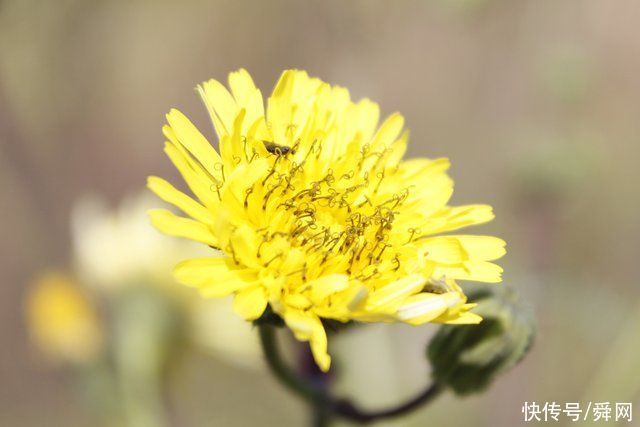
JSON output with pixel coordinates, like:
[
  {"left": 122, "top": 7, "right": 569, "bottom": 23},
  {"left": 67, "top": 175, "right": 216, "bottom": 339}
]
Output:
[
  {"left": 113, "top": 287, "right": 183, "bottom": 427},
  {"left": 258, "top": 323, "right": 326, "bottom": 401},
  {"left": 258, "top": 324, "right": 442, "bottom": 426},
  {"left": 332, "top": 384, "right": 443, "bottom": 424},
  {"left": 258, "top": 323, "right": 331, "bottom": 425},
  {"left": 119, "top": 377, "right": 165, "bottom": 427},
  {"left": 75, "top": 360, "right": 121, "bottom": 423}
]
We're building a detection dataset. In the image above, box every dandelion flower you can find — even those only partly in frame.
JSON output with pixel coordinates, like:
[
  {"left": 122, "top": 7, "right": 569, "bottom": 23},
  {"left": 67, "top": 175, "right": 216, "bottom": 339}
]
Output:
[{"left": 148, "top": 69, "right": 505, "bottom": 371}]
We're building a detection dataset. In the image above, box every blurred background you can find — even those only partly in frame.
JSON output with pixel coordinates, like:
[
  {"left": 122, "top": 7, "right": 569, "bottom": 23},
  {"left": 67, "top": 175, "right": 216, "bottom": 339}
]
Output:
[{"left": 1, "top": 0, "right": 639, "bottom": 426}]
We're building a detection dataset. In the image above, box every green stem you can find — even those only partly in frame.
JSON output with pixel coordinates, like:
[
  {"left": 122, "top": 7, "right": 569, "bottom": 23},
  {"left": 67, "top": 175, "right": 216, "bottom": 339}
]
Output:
[
  {"left": 258, "top": 323, "right": 443, "bottom": 425},
  {"left": 312, "top": 402, "right": 331, "bottom": 427},
  {"left": 258, "top": 324, "right": 327, "bottom": 403},
  {"left": 333, "top": 383, "right": 443, "bottom": 423}
]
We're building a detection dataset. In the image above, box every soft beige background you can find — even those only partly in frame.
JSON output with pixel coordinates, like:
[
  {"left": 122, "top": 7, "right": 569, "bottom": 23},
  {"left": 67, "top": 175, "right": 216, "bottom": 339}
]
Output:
[{"left": 1, "top": 1, "right": 639, "bottom": 426}]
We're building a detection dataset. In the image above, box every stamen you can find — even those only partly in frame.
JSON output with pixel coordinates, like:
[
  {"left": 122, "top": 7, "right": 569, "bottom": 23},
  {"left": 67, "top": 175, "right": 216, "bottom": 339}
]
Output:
[
  {"left": 214, "top": 162, "right": 226, "bottom": 182},
  {"left": 264, "top": 252, "right": 283, "bottom": 267},
  {"left": 244, "top": 186, "right": 254, "bottom": 208}
]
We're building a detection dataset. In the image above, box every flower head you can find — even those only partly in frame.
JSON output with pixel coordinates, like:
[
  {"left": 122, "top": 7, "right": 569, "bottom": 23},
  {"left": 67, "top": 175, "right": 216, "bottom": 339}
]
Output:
[{"left": 148, "top": 69, "right": 505, "bottom": 371}]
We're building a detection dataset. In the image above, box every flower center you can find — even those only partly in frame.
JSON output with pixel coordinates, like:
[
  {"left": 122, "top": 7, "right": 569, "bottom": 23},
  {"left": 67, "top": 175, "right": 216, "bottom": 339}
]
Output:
[{"left": 247, "top": 140, "right": 414, "bottom": 279}]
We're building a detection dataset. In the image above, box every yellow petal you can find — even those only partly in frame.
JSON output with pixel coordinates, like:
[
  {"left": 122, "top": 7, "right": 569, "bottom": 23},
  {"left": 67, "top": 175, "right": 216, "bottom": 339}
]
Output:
[
  {"left": 147, "top": 176, "right": 213, "bottom": 224},
  {"left": 166, "top": 109, "right": 224, "bottom": 179},
  {"left": 354, "top": 98, "right": 380, "bottom": 143},
  {"left": 455, "top": 235, "right": 507, "bottom": 261},
  {"left": 307, "top": 274, "right": 350, "bottom": 303},
  {"left": 283, "top": 309, "right": 331, "bottom": 372},
  {"left": 400, "top": 157, "right": 450, "bottom": 180},
  {"left": 310, "top": 326, "right": 330, "bottom": 372},
  {"left": 163, "top": 140, "right": 220, "bottom": 208},
  {"left": 148, "top": 209, "right": 217, "bottom": 246},
  {"left": 401, "top": 162, "right": 454, "bottom": 216},
  {"left": 217, "top": 158, "right": 270, "bottom": 229},
  {"left": 421, "top": 235, "right": 506, "bottom": 263},
  {"left": 437, "top": 311, "right": 483, "bottom": 324},
  {"left": 370, "top": 112, "right": 404, "bottom": 151},
  {"left": 173, "top": 257, "right": 256, "bottom": 298},
  {"left": 228, "top": 69, "right": 257, "bottom": 104},
  {"left": 422, "top": 204, "right": 495, "bottom": 235},
  {"left": 283, "top": 293, "right": 312, "bottom": 310},
  {"left": 228, "top": 224, "right": 263, "bottom": 269},
  {"left": 197, "top": 79, "right": 238, "bottom": 138},
  {"left": 267, "top": 70, "right": 323, "bottom": 144},
  {"left": 420, "top": 237, "right": 465, "bottom": 263},
  {"left": 314, "top": 282, "right": 368, "bottom": 320},
  {"left": 174, "top": 257, "right": 228, "bottom": 286},
  {"left": 283, "top": 309, "right": 315, "bottom": 340},
  {"left": 233, "top": 286, "right": 268, "bottom": 320},
  {"left": 385, "top": 130, "right": 408, "bottom": 167},
  {"left": 435, "top": 261, "right": 504, "bottom": 283},
  {"left": 366, "top": 274, "right": 426, "bottom": 311},
  {"left": 396, "top": 293, "right": 448, "bottom": 325}
]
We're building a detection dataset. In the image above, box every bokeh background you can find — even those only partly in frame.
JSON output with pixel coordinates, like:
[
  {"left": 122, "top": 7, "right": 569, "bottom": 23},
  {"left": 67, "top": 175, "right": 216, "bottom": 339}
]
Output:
[{"left": 1, "top": 1, "right": 639, "bottom": 426}]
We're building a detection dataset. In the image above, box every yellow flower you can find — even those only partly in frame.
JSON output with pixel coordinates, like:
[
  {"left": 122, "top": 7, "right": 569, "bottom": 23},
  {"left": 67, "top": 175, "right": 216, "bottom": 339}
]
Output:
[
  {"left": 148, "top": 69, "right": 505, "bottom": 371},
  {"left": 26, "top": 272, "right": 102, "bottom": 364}
]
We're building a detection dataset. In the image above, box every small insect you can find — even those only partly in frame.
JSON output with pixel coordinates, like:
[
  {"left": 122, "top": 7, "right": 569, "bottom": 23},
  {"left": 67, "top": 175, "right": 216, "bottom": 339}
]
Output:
[{"left": 263, "top": 140, "right": 294, "bottom": 155}]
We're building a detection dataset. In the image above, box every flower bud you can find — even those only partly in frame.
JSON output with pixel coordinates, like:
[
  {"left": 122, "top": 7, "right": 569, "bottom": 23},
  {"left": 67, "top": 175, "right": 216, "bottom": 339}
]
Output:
[{"left": 427, "top": 286, "right": 535, "bottom": 395}]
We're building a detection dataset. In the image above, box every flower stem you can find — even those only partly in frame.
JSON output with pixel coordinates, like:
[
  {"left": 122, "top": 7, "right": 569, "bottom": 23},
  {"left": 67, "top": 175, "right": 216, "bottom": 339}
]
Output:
[
  {"left": 258, "top": 324, "right": 327, "bottom": 403},
  {"left": 332, "top": 383, "right": 443, "bottom": 423},
  {"left": 258, "top": 324, "right": 443, "bottom": 425},
  {"left": 312, "top": 402, "right": 332, "bottom": 427}
]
